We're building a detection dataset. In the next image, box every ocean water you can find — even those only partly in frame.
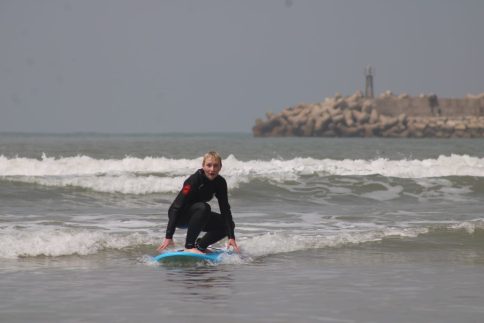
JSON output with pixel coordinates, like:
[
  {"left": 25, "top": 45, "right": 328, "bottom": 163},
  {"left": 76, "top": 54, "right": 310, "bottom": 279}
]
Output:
[{"left": 1, "top": 133, "right": 484, "bottom": 323}]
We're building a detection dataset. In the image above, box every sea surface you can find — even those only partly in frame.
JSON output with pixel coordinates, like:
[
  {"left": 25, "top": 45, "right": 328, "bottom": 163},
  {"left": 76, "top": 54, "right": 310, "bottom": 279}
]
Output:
[{"left": 1, "top": 133, "right": 484, "bottom": 323}]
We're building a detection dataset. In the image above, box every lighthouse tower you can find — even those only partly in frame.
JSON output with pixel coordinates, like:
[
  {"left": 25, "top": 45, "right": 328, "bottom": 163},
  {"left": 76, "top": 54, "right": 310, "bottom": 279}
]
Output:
[{"left": 365, "top": 66, "right": 374, "bottom": 98}]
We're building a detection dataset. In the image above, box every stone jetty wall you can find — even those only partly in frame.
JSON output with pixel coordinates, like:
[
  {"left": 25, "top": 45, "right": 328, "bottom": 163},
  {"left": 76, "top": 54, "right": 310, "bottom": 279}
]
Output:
[{"left": 252, "top": 91, "right": 484, "bottom": 138}]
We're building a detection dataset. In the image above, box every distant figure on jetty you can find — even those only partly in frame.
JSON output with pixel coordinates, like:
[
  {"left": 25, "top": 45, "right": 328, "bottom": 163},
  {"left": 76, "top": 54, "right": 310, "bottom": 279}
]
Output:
[{"left": 428, "top": 94, "right": 441, "bottom": 116}]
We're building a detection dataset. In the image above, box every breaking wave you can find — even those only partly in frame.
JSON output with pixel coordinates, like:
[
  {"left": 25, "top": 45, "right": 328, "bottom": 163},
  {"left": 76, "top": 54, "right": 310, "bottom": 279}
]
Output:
[
  {"left": 1, "top": 154, "right": 483, "bottom": 194},
  {"left": 2, "top": 220, "right": 483, "bottom": 259}
]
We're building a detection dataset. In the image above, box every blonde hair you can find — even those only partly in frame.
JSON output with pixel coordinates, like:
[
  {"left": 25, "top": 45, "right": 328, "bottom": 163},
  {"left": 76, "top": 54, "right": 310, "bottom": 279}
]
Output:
[{"left": 202, "top": 151, "right": 222, "bottom": 166}]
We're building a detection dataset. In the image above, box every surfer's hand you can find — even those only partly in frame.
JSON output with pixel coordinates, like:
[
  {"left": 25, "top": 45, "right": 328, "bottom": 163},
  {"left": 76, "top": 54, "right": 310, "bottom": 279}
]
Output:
[
  {"left": 157, "top": 238, "right": 174, "bottom": 252},
  {"left": 227, "top": 238, "right": 240, "bottom": 253}
]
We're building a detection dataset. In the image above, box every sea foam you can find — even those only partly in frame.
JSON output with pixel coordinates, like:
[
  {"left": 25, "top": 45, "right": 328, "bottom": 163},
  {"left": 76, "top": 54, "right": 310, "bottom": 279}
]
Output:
[
  {"left": 0, "top": 227, "right": 157, "bottom": 259},
  {"left": 1, "top": 154, "right": 483, "bottom": 194},
  {"left": 2, "top": 220, "right": 483, "bottom": 259},
  {"left": 239, "top": 227, "right": 429, "bottom": 258}
]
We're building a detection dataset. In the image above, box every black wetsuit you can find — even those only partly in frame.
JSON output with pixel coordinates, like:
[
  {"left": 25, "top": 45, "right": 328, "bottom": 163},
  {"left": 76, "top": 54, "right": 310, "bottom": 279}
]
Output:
[{"left": 165, "top": 169, "right": 235, "bottom": 250}]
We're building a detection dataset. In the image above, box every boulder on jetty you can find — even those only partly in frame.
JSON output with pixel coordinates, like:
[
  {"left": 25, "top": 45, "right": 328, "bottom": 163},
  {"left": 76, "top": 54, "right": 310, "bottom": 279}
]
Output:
[{"left": 252, "top": 91, "right": 484, "bottom": 138}]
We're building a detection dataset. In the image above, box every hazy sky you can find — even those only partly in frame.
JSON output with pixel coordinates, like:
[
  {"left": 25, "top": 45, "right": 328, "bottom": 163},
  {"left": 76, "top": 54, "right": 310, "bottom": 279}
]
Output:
[{"left": 1, "top": 0, "right": 483, "bottom": 133}]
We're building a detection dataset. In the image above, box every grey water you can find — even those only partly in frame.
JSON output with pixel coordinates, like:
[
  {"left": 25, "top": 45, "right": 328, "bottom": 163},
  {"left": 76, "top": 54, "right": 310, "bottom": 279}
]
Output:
[{"left": 1, "top": 133, "right": 484, "bottom": 323}]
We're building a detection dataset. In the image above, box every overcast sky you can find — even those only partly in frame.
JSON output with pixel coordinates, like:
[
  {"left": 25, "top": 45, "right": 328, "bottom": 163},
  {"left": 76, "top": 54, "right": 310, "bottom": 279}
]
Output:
[{"left": 1, "top": 0, "right": 483, "bottom": 133}]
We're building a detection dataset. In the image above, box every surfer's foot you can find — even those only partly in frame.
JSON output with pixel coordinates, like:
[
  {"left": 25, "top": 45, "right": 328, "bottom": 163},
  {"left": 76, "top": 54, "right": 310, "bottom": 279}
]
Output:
[{"left": 184, "top": 248, "right": 205, "bottom": 254}]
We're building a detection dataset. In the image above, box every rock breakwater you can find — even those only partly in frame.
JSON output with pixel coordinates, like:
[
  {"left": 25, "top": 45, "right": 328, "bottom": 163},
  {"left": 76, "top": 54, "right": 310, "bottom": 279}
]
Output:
[{"left": 252, "top": 91, "right": 484, "bottom": 138}]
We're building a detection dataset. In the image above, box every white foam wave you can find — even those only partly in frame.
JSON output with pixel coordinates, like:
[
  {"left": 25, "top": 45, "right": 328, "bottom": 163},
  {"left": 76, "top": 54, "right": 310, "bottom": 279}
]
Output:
[
  {"left": 0, "top": 227, "right": 157, "bottom": 259},
  {"left": 1, "top": 154, "right": 483, "bottom": 194},
  {"left": 0, "top": 154, "right": 199, "bottom": 177},
  {"left": 14, "top": 175, "right": 186, "bottom": 194},
  {"left": 240, "top": 227, "right": 429, "bottom": 257},
  {"left": 449, "top": 219, "right": 484, "bottom": 234},
  {"left": 2, "top": 220, "right": 482, "bottom": 259},
  {"left": 0, "top": 225, "right": 423, "bottom": 259}
]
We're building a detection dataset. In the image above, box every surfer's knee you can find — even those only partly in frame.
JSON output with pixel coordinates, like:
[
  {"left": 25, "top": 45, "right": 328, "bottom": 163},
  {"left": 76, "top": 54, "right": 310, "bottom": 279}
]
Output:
[
  {"left": 192, "top": 202, "right": 211, "bottom": 216},
  {"left": 188, "top": 202, "right": 211, "bottom": 226}
]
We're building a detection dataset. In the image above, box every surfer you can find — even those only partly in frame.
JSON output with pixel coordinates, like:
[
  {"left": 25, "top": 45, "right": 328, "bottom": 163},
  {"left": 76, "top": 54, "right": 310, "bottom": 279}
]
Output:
[{"left": 157, "top": 151, "right": 240, "bottom": 254}]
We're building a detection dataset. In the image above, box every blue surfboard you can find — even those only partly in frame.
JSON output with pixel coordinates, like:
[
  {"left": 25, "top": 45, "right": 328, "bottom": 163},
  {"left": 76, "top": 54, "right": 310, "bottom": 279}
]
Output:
[{"left": 152, "top": 249, "right": 228, "bottom": 264}]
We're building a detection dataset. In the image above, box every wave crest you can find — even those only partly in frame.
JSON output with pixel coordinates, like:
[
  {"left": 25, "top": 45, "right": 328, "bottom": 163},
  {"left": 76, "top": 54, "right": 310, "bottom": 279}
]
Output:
[
  {"left": 1, "top": 154, "right": 483, "bottom": 194},
  {"left": 0, "top": 228, "right": 156, "bottom": 259},
  {"left": 2, "top": 220, "right": 483, "bottom": 259}
]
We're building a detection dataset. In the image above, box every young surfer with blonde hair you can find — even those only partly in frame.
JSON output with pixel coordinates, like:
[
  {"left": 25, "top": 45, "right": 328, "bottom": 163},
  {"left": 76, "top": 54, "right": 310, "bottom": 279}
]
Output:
[{"left": 157, "top": 151, "right": 239, "bottom": 254}]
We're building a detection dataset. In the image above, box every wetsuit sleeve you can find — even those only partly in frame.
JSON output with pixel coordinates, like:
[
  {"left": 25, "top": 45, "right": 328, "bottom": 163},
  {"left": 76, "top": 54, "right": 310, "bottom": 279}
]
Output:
[
  {"left": 165, "top": 175, "right": 197, "bottom": 239},
  {"left": 216, "top": 177, "right": 235, "bottom": 239}
]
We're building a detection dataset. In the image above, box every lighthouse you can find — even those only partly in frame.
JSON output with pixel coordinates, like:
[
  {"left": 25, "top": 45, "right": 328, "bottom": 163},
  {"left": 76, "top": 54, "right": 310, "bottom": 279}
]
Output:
[{"left": 365, "top": 65, "right": 374, "bottom": 98}]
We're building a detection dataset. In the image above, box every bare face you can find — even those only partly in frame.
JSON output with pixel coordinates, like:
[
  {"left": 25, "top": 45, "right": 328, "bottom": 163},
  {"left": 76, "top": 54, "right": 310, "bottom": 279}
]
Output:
[{"left": 202, "top": 157, "right": 221, "bottom": 181}]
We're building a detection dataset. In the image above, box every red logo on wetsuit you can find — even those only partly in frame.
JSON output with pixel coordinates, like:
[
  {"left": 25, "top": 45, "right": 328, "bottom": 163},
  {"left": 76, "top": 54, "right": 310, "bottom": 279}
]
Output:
[{"left": 182, "top": 184, "right": 192, "bottom": 196}]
